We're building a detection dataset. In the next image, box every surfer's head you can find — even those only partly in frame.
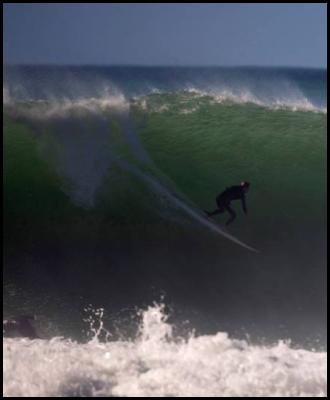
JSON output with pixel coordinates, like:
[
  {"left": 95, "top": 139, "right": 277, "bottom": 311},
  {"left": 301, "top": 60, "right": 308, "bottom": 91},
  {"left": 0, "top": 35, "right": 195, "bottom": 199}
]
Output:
[{"left": 241, "top": 181, "right": 250, "bottom": 192}]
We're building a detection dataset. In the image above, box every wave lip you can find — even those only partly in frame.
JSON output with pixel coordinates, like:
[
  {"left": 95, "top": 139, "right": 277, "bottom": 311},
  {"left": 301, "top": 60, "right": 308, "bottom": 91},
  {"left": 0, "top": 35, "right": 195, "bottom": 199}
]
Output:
[
  {"left": 4, "top": 65, "right": 327, "bottom": 115},
  {"left": 183, "top": 87, "right": 326, "bottom": 114},
  {"left": 3, "top": 93, "right": 130, "bottom": 120},
  {"left": 3, "top": 305, "right": 327, "bottom": 397},
  {"left": 130, "top": 86, "right": 327, "bottom": 115},
  {"left": 5, "top": 90, "right": 326, "bottom": 120}
]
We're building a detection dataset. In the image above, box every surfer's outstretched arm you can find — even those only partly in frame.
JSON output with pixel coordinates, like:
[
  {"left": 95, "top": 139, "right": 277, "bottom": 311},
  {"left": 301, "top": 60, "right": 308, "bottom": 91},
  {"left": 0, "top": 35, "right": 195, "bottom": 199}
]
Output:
[{"left": 225, "top": 205, "right": 236, "bottom": 225}]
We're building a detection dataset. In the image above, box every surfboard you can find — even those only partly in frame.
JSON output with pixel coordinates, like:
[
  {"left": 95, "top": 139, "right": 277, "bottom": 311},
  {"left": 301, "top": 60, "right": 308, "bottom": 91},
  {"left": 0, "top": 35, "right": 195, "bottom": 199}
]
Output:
[{"left": 196, "top": 211, "right": 259, "bottom": 253}]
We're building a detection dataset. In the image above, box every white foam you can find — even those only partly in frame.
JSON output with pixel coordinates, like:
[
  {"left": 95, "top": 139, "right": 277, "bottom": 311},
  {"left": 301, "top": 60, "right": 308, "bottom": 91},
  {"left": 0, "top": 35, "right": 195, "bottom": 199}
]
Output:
[
  {"left": 134, "top": 85, "right": 326, "bottom": 114},
  {"left": 4, "top": 84, "right": 326, "bottom": 118},
  {"left": 3, "top": 305, "right": 327, "bottom": 397},
  {"left": 3, "top": 79, "right": 130, "bottom": 120},
  {"left": 8, "top": 94, "right": 129, "bottom": 120},
  {"left": 3, "top": 85, "right": 11, "bottom": 106},
  {"left": 185, "top": 86, "right": 326, "bottom": 114}
]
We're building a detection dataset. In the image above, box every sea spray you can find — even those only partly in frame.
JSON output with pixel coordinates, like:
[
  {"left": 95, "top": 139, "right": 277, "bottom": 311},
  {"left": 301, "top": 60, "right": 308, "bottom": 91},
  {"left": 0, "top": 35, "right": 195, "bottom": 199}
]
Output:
[{"left": 3, "top": 304, "right": 327, "bottom": 397}]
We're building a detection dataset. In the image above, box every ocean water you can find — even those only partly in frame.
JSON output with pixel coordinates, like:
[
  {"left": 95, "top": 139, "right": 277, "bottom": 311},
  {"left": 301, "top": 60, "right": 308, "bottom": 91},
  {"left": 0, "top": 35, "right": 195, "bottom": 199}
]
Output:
[
  {"left": 3, "top": 305, "right": 327, "bottom": 397},
  {"left": 3, "top": 66, "right": 327, "bottom": 396}
]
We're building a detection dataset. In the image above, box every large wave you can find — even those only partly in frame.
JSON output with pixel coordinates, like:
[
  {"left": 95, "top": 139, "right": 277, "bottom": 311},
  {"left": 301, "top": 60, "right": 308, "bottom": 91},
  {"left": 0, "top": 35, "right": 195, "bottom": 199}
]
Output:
[{"left": 3, "top": 66, "right": 327, "bottom": 355}]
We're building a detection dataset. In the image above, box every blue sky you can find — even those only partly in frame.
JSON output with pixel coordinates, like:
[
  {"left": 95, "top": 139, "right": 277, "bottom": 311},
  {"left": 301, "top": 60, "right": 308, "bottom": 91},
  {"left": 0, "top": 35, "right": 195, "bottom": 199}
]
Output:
[{"left": 3, "top": 3, "right": 327, "bottom": 67}]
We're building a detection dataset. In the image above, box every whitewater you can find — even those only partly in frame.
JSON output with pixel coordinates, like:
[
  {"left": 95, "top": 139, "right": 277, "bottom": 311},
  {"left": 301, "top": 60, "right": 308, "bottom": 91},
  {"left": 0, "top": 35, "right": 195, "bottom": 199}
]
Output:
[{"left": 3, "top": 305, "right": 327, "bottom": 398}]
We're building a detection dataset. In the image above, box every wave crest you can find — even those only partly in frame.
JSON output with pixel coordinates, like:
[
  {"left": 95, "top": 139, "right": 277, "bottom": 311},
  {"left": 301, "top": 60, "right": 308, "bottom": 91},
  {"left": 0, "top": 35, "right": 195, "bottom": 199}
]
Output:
[{"left": 132, "top": 87, "right": 326, "bottom": 114}]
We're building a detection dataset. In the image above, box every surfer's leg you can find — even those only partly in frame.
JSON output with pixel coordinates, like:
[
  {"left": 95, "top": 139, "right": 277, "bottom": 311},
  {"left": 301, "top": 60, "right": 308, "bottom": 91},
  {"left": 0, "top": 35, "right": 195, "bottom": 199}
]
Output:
[
  {"left": 205, "top": 205, "right": 225, "bottom": 217},
  {"left": 225, "top": 205, "right": 236, "bottom": 226}
]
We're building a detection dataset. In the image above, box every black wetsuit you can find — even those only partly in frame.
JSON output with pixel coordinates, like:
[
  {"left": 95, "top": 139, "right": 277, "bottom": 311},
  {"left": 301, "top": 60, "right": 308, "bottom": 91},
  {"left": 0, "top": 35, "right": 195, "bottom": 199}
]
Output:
[
  {"left": 206, "top": 185, "right": 247, "bottom": 225},
  {"left": 3, "top": 315, "right": 40, "bottom": 339}
]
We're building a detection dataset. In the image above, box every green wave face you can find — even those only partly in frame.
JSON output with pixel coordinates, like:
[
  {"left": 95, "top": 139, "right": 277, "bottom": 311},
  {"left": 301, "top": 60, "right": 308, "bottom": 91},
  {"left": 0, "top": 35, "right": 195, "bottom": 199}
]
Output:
[
  {"left": 3, "top": 93, "right": 327, "bottom": 345},
  {"left": 136, "top": 97, "right": 327, "bottom": 231},
  {"left": 5, "top": 99, "right": 326, "bottom": 240}
]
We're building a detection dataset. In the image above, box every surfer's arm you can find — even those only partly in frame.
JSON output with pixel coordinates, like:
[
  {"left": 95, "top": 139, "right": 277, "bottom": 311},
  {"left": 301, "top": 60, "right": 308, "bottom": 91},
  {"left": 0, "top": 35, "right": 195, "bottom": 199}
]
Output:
[{"left": 241, "top": 195, "right": 247, "bottom": 215}]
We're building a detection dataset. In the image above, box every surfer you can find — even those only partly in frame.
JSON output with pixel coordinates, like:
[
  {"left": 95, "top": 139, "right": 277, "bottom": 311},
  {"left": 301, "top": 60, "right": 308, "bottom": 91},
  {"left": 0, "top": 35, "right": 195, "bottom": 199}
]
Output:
[
  {"left": 205, "top": 182, "right": 250, "bottom": 226},
  {"left": 3, "top": 315, "right": 40, "bottom": 339}
]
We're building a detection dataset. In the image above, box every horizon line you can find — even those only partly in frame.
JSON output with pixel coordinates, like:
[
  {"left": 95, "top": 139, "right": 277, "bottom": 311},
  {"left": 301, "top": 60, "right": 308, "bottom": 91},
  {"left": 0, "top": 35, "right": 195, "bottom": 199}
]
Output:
[{"left": 3, "top": 63, "right": 327, "bottom": 71}]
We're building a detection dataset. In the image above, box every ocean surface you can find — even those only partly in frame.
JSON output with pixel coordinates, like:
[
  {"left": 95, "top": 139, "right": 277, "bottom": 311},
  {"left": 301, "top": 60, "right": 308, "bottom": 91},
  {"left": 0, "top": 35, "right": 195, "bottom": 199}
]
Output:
[{"left": 3, "top": 66, "right": 327, "bottom": 397}]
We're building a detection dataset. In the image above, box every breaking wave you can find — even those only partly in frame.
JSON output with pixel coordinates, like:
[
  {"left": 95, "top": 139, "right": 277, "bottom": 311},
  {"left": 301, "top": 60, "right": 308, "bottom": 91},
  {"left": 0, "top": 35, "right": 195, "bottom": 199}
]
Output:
[
  {"left": 3, "top": 304, "right": 327, "bottom": 397},
  {"left": 3, "top": 66, "right": 327, "bottom": 396},
  {"left": 3, "top": 65, "right": 327, "bottom": 115}
]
